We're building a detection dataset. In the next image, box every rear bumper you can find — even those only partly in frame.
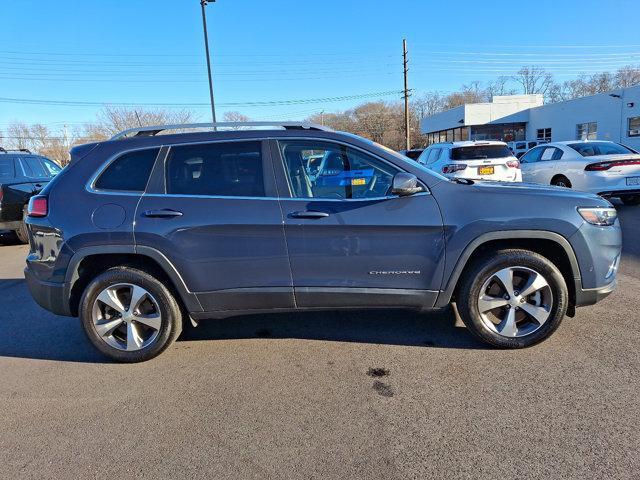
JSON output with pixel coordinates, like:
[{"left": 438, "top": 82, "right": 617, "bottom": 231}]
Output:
[
  {"left": 574, "top": 278, "right": 617, "bottom": 307},
  {"left": 24, "top": 267, "right": 72, "bottom": 317}
]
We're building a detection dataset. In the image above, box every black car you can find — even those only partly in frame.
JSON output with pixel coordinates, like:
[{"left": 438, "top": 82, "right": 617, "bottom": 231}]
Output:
[{"left": 0, "top": 148, "right": 61, "bottom": 243}]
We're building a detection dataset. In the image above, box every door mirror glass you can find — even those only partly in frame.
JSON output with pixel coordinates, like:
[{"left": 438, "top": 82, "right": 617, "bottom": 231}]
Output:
[{"left": 391, "top": 173, "right": 423, "bottom": 196}]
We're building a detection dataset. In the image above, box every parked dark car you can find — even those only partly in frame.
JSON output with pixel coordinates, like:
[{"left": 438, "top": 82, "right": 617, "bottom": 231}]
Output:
[
  {"left": 24, "top": 123, "right": 621, "bottom": 362},
  {"left": 0, "top": 148, "right": 61, "bottom": 243},
  {"left": 399, "top": 148, "right": 424, "bottom": 161}
]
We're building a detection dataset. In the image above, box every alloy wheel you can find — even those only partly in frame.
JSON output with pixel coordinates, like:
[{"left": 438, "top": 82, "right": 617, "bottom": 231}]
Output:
[
  {"left": 91, "top": 283, "right": 162, "bottom": 351},
  {"left": 476, "top": 266, "right": 553, "bottom": 338}
]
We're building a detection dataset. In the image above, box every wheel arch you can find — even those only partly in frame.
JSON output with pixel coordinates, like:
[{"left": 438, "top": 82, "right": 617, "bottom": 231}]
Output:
[
  {"left": 436, "top": 231, "right": 582, "bottom": 314},
  {"left": 65, "top": 245, "right": 203, "bottom": 317}
]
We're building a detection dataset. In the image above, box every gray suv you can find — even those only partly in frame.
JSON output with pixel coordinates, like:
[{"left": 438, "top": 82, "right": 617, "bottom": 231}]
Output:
[{"left": 24, "top": 123, "right": 622, "bottom": 362}]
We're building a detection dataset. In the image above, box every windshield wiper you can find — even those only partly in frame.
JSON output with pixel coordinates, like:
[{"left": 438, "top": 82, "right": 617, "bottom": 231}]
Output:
[{"left": 451, "top": 177, "right": 474, "bottom": 185}]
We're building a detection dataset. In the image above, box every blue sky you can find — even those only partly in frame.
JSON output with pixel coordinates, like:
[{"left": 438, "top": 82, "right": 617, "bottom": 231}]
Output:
[{"left": 1, "top": 0, "right": 639, "bottom": 132}]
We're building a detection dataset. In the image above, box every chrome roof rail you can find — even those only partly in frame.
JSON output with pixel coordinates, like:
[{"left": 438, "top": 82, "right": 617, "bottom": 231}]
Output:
[{"left": 110, "top": 122, "right": 333, "bottom": 140}]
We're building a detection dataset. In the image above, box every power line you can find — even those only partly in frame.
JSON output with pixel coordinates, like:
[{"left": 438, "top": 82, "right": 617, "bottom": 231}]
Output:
[{"left": 0, "top": 90, "right": 405, "bottom": 108}]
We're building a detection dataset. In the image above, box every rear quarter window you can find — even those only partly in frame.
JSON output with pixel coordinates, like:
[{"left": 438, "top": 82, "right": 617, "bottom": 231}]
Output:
[
  {"left": 94, "top": 148, "right": 160, "bottom": 192},
  {"left": 0, "top": 158, "right": 14, "bottom": 179}
]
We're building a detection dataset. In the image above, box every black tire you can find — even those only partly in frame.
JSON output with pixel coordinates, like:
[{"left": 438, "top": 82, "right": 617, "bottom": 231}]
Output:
[
  {"left": 551, "top": 176, "right": 572, "bottom": 188},
  {"left": 620, "top": 195, "right": 640, "bottom": 206},
  {"left": 457, "top": 249, "right": 568, "bottom": 348},
  {"left": 14, "top": 207, "right": 29, "bottom": 244},
  {"left": 79, "top": 267, "right": 183, "bottom": 362}
]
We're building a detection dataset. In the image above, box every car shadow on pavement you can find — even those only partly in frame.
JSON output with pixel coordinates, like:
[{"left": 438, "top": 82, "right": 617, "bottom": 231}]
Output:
[
  {"left": 0, "top": 277, "right": 484, "bottom": 363},
  {"left": 0, "top": 230, "right": 21, "bottom": 246},
  {"left": 179, "top": 307, "right": 486, "bottom": 350}
]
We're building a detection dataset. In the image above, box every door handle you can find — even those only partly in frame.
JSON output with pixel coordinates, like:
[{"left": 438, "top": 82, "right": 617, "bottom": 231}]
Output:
[
  {"left": 288, "top": 210, "right": 330, "bottom": 219},
  {"left": 143, "top": 209, "right": 183, "bottom": 218}
]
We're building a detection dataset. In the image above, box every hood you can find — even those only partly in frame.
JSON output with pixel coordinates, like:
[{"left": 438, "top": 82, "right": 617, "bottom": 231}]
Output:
[{"left": 467, "top": 180, "right": 611, "bottom": 204}]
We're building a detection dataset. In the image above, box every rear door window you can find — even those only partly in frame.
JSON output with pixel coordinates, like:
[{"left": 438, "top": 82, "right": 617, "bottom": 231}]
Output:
[
  {"left": 94, "top": 148, "right": 160, "bottom": 192},
  {"left": 19, "top": 156, "right": 47, "bottom": 179},
  {"left": 0, "top": 158, "right": 14, "bottom": 179},
  {"left": 451, "top": 145, "right": 512, "bottom": 160},
  {"left": 166, "top": 141, "right": 265, "bottom": 197}
]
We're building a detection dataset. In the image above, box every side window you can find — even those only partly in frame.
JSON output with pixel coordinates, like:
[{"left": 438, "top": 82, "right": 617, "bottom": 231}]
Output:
[
  {"left": 540, "top": 147, "right": 556, "bottom": 161},
  {"left": 520, "top": 147, "right": 544, "bottom": 164},
  {"left": 94, "top": 148, "right": 159, "bottom": 192},
  {"left": 428, "top": 148, "right": 441, "bottom": 164},
  {"left": 20, "top": 157, "right": 47, "bottom": 178},
  {"left": 279, "top": 140, "right": 399, "bottom": 200},
  {"left": 166, "top": 141, "right": 264, "bottom": 197},
  {"left": 416, "top": 149, "right": 430, "bottom": 165},
  {"left": 42, "top": 158, "right": 62, "bottom": 176},
  {"left": 0, "top": 158, "right": 14, "bottom": 179}
]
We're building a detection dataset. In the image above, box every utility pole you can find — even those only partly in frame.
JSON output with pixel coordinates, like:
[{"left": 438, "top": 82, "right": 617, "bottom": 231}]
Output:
[
  {"left": 402, "top": 38, "right": 411, "bottom": 150},
  {"left": 200, "top": 0, "right": 217, "bottom": 127}
]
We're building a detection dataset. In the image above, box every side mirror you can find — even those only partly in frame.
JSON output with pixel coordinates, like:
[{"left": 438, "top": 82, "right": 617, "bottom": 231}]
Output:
[{"left": 391, "top": 172, "right": 424, "bottom": 197}]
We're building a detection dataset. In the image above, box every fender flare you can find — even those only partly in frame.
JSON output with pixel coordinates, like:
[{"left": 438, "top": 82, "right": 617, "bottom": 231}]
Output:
[
  {"left": 434, "top": 230, "right": 582, "bottom": 308},
  {"left": 64, "top": 245, "right": 203, "bottom": 314}
]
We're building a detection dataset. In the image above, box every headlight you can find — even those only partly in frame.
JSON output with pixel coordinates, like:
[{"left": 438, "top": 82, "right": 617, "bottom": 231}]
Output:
[{"left": 577, "top": 207, "right": 618, "bottom": 226}]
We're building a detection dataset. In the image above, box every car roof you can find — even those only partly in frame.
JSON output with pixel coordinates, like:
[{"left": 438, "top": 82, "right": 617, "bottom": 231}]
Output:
[
  {"left": 553, "top": 140, "right": 617, "bottom": 146},
  {"left": 429, "top": 140, "right": 507, "bottom": 148}
]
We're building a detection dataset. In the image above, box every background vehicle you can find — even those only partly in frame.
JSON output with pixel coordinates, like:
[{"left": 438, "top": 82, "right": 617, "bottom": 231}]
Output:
[
  {"left": 520, "top": 141, "right": 640, "bottom": 205},
  {"left": 398, "top": 149, "right": 424, "bottom": 161},
  {"left": 0, "top": 148, "right": 61, "bottom": 243},
  {"left": 24, "top": 123, "right": 620, "bottom": 362},
  {"left": 416, "top": 141, "right": 522, "bottom": 182},
  {"left": 508, "top": 140, "right": 544, "bottom": 159}
]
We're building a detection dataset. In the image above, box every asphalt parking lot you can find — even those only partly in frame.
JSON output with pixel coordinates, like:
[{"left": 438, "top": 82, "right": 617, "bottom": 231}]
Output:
[{"left": 0, "top": 203, "right": 638, "bottom": 480}]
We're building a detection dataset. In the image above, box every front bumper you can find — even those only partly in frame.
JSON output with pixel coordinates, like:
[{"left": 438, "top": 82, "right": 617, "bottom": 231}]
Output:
[
  {"left": 24, "top": 267, "right": 72, "bottom": 317},
  {"left": 574, "top": 277, "right": 617, "bottom": 307}
]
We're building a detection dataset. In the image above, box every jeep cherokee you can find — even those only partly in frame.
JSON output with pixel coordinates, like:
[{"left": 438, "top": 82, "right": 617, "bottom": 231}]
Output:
[{"left": 24, "top": 123, "right": 622, "bottom": 362}]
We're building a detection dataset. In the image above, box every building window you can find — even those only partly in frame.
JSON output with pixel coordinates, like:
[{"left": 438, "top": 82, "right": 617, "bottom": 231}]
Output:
[
  {"left": 536, "top": 128, "right": 552, "bottom": 142},
  {"left": 629, "top": 117, "right": 640, "bottom": 137},
  {"left": 576, "top": 122, "right": 597, "bottom": 140}
]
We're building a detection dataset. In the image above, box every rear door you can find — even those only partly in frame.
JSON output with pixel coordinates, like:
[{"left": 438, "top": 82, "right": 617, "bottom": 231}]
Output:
[
  {"left": 135, "top": 139, "right": 293, "bottom": 313},
  {"left": 519, "top": 146, "right": 545, "bottom": 183},
  {"left": 18, "top": 156, "right": 50, "bottom": 193},
  {"left": 272, "top": 138, "right": 445, "bottom": 309}
]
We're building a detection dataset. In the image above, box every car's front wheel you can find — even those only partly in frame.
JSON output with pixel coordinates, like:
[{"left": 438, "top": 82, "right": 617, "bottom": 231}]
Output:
[
  {"left": 457, "top": 249, "right": 568, "bottom": 348},
  {"left": 79, "top": 267, "right": 183, "bottom": 362}
]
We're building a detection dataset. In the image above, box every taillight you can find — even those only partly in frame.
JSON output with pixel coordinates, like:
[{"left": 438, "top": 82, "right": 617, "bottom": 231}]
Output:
[
  {"left": 0, "top": 189, "right": 3, "bottom": 203},
  {"left": 28, "top": 195, "right": 48, "bottom": 217},
  {"left": 442, "top": 164, "right": 467, "bottom": 174},
  {"left": 506, "top": 160, "right": 520, "bottom": 169},
  {"left": 585, "top": 159, "right": 640, "bottom": 171}
]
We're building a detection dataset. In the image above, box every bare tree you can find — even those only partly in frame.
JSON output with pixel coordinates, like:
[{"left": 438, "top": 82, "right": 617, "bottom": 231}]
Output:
[
  {"left": 615, "top": 65, "right": 640, "bottom": 88},
  {"left": 512, "top": 66, "right": 556, "bottom": 96},
  {"left": 486, "top": 76, "right": 516, "bottom": 98},
  {"left": 222, "top": 111, "right": 251, "bottom": 122},
  {"left": 84, "top": 106, "right": 197, "bottom": 138}
]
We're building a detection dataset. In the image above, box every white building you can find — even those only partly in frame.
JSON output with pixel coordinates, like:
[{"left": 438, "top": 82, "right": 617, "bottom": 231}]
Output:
[{"left": 420, "top": 85, "right": 640, "bottom": 150}]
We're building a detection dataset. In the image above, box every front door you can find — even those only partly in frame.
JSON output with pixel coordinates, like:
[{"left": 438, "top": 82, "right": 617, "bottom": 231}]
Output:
[
  {"left": 272, "top": 138, "right": 445, "bottom": 309},
  {"left": 136, "top": 139, "right": 294, "bottom": 313}
]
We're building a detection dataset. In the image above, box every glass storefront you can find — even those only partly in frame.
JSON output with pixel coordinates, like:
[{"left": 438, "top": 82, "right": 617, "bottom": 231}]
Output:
[{"left": 424, "top": 123, "right": 525, "bottom": 146}]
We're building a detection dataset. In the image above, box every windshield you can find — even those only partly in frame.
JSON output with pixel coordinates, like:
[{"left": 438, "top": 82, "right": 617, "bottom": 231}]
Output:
[
  {"left": 568, "top": 142, "right": 634, "bottom": 157},
  {"left": 451, "top": 145, "right": 513, "bottom": 160}
]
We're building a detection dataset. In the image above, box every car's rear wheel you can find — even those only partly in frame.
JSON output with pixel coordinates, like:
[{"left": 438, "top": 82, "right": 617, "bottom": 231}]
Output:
[
  {"left": 79, "top": 267, "right": 182, "bottom": 362},
  {"left": 14, "top": 207, "right": 29, "bottom": 244},
  {"left": 551, "top": 176, "right": 572, "bottom": 188},
  {"left": 620, "top": 194, "right": 640, "bottom": 206},
  {"left": 457, "top": 249, "right": 568, "bottom": 348}
]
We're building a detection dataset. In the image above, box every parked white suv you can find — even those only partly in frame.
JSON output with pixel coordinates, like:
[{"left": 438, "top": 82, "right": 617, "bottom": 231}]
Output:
[
  {"left": 417, "top": 141, "right": 522, "bottom": 182},
  {"left": 520, "top": 141, "right": 640, "bottom": 205}
]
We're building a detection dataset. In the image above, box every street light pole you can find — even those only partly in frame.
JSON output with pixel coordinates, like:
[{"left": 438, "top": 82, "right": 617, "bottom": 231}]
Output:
[{"left": 200, "top": 0, "right": 217, "bottom": 126}]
